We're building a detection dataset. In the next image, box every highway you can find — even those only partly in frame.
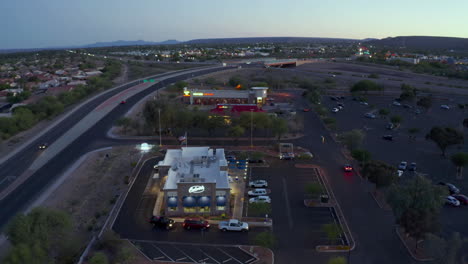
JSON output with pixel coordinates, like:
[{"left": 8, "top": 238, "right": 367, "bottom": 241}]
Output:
[{"left": 0, "top": 65, "right": 235, "bottom": 229}]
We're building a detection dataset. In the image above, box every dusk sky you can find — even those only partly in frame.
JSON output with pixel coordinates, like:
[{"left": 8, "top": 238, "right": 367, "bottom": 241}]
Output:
[{"left": 2, "top": 0, "right": 467, "bottom": 49}]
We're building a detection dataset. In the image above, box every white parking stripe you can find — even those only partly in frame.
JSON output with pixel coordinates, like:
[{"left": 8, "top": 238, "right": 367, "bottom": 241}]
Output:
[
  {"left": 198, "top": 248, "right": 221, "bottom": 264},
  {"left": 173, "top": 246, "right": 197, "bottom": 263},
  {"left": 282, "top": 177, "right": 294, "bottom": 229},
  {"left": 151, "top": 244, "right": 174, "bottom": 261},
  {"left": 217, "top": 248, "right": 243, "bottom": 264}
]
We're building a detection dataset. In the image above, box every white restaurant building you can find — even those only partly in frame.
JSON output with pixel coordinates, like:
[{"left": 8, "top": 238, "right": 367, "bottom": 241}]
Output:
[{"left": 157, "top": 147, "right": 231, "bottom": 216}]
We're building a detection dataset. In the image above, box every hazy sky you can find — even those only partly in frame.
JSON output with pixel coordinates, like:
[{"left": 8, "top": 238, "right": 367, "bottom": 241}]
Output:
[{"left": 1, "top": 0, "right": 467, "bottom": 49}]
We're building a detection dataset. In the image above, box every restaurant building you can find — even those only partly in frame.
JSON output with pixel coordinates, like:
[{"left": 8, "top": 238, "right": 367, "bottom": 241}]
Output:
[
  {"left": 182, "top": 87, "right": 268, "bottom": 106},
  {"left": 157, "top": 147, "right": 230, "bottom": 216}
]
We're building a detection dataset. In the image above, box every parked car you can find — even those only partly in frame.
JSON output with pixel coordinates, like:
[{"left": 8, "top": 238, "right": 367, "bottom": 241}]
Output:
[
  {"left": 386, "top": 123, "right": 395, "bottom": 130},
  {"left": 303, "top": 108, "right": 310, "bottom": 112},
  {"left": 183, "top": 218, "right": 210, "bottom": 230},
  {"left": 364, "top": 113, "right": 376, "bottom": 119},
  {"left": 440, "top": 105, "right": 450, "bottom": 110},
  {"left": 344, "top": 164, "right": 353, "bottom": 172},
  {"left": 149, "top": 216, "right": 175, "bottom": 230},
  {"left": 332, "top": 107, "right": 339, "bottom": 113},
  {"left": 398, "top": 161, "right": 407, "bottom": 171},
  {"left": 408, "top": 162, "right": 417, "bottom": 171},
  {"left": 248, "top": 188, "right": 268, "bottom": 196},
  {"left": 453, "top": 194, "right": 468, "bottom": 205},
  {"left": 392, "top": 101, "right": 401, "bottom": 106},
  {"left": 279, "top": 152, "right": 294, "bottom": 160},
  {"left": 330, "top": 96, "right": 338, "bottom": 101},
  {"left": 218, "top": 219, "right": 249, "bottom": 232},
  {"left": 403, "top": 104, "right": 412, "bottom": 109},
  {"left": 249, "top": 196, "right": 271, "bottom": 203},
  {"left": 438, "top": 182, "right": 460, "bottom": 194},
  {"left": 249, "top": 180, "right": 268, "bottom": 188},
  {"left": 359, "top": 101, "right": 369, "bottom": 106},
  {"left": 337, "top": 105, "right": 344, "bottom": 110},
  {"left": 382, "top": 135, "right": 393, "bottom": 141},
  {"left": 120, "top": 100, "right": 126, "bottom": 104},
  {"left": 446, "top": 196, "right": 461, "bottom": 207},
  {"left": 414, "top": 109, "right": 421, "bottom": 114},
  {"left": 38, "top": 143, "right": 48, "bottom": 149}
]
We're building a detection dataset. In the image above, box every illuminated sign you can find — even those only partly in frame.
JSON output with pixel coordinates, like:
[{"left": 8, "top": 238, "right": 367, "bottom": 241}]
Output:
[
  {"left": 183, "top": 90, "right": 190, "bottom": 97},
  {"left": 257, "top": 97, "right": 263, "bottom": 103},
  {"left": 192, "top": 92, "right": 215, "bottom": 96},
  {"left": 189, "top": 185, "right": 205, "bottom": 194}
]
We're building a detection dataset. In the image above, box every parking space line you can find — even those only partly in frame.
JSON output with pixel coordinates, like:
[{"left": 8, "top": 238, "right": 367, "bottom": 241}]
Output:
[
  {"left": 151, "top": 244, "right": 174, "bottom": 262},
  {"left": 217, "top": 247, "right": 243, "bottom": 264},
  {"left": 222, "top": 258, "right": 232, "bottom": 263},
  {"left": 199, "top": 248, "right": 221, "bottom": 264},
  {"left": 282, "top": 176, "right": 294, "bottom": 229},
  {"left": 173, "top": 246, "right": 197, "bottom": 263}
]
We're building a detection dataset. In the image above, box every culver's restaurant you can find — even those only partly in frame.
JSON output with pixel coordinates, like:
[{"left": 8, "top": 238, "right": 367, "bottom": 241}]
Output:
[{"left": 158, "top": 147, "right": 230, "bottom": 216}]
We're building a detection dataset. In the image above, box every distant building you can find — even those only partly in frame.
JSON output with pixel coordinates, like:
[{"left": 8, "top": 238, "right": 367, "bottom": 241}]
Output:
[
  {"left": 158, "top": 147, "right": 230, "bottom": 216},
  {"left": 387, "top": 57, "right": 420, "bottom": 64},
  {"left": 182, "top": 87, "right": 268, "bottom": 106},
  {"left": 85, "top": 71, "right": 103, "bottom": 77}
]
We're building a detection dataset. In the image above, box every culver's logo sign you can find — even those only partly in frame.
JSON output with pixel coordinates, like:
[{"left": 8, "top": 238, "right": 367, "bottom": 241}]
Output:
[{"left": 189, "top": 185, "right": 205, "bottom": 194}]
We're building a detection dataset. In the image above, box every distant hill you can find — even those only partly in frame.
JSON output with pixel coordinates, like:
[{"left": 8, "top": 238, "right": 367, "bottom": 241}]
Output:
[
  {"left": 185, "top": 37, "right": 358, "bottom": 44},
  {"left": 367, "top": 36, "right": 468, "bottom": 51},
  {"left": 83, "top": 39, "right": 181, "bottom": 48}
]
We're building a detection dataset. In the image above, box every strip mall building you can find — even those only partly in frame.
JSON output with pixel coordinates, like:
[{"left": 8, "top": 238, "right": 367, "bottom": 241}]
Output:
[
  {"left": 182, "top": 87, "right": 268, "bottom": 106},
  {"left": 158, "top": 147, "right": 230, "bottom": 216}
]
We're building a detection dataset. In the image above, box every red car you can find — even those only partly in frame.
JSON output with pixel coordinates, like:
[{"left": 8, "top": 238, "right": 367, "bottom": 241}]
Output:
[
  {"left": 344, "top": 164, "right": 353, "bottom": 172},
  {"left": 453, "top": 194, "right": 468, "bottom": 205},
  {"left": 303, "top": 108, "right": 310, "bottom": 112},
  {"left": 183, "top": 218, "right": 210, "bottom": 230},
  {"left": 120, "top": 100, "right": 126, "bottom": 104}
]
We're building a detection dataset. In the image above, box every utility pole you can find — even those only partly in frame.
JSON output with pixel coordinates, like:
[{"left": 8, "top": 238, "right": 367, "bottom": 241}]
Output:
[
  {"left": 158, "top": 108, "right": 162, "bottom": 147},
  {"left": 250, "top": 110, "right": 253, "bottom": 148}
]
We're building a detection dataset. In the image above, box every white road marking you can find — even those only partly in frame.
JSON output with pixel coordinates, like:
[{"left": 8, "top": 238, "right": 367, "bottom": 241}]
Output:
[
  {"left": 282, "top": 176, "right": 294, "bottom": 229},
  {"left": 151, "top": 244, "right": 174, "bottom": 261},
  {"left": 217, "top": 247, "right": 243, "bottom": 264}
]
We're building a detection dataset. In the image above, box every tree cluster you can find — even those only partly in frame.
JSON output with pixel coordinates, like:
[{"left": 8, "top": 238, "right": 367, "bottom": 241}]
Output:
[{"left": 142, "top": 100, "right": 288, "bottom": 139}]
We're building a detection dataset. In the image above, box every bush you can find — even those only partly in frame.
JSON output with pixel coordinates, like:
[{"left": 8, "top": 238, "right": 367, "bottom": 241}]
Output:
[
  {"left": 253, "top": 232, "right": 276, "bottom": 249},
  {"left": 89, "top": 252, "right": 109, "bottom": 264},
  {"left": 368, "top": 73, "right": 380, "bottom": 79}
]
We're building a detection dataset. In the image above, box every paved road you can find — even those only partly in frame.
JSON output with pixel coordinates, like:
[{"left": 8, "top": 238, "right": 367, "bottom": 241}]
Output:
[{"left": 0, "top": 65, "right": 236, "bottom": 229}]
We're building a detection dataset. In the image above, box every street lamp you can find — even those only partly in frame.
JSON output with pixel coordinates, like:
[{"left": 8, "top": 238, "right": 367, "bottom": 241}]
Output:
[
  {"left": 250, "top": 110, "right": 253, "bottom": 148},
  {"left": 158, "top": 108, "right": 162, "bottom": 147}
]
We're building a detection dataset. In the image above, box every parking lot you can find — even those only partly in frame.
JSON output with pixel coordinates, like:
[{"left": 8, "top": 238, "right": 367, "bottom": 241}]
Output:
[
  {"left": 132, "top": 240, "right": 257, "bottom": 264},
  {"left": 322, "top": 94, "right": 468, "bottom": 239},
  {"left": 250, "top": 165, "right": 347, "bottom": 248}
]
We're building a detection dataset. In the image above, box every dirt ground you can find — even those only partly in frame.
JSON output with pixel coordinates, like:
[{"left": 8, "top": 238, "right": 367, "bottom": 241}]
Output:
[{"left": 43, "top": 146, "right": 141, "bottom": 238}]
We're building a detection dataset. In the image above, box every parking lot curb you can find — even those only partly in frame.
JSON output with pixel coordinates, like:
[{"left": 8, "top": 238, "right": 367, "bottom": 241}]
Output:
[
  {"left": 369, "top": 190, "right": 392, "bottom": 211},
  {"left": 315, "top": 167, "right": 356, "bottom": 251},
  {"left": 394, "top": 227, "right": 433, "bottom": 262},
  {"left": 315, "top": 245, "right": 352, "bottom": 253}
]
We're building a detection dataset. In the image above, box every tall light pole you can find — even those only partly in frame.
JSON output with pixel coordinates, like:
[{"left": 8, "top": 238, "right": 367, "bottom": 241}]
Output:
[
  {"left": 250, "top": 110, "right": 253, "bottom": 148},
  {"left": 158, "top": 108, "right": 162, "bottom": 147}
]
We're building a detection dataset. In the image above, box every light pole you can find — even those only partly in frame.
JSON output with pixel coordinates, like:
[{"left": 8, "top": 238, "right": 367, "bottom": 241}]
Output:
[
  {"left": 158, "top": 108, "right": 162, "bottom": 147},
  {"left": 250, "top": 110, "right": 253, "bottom": 148}
]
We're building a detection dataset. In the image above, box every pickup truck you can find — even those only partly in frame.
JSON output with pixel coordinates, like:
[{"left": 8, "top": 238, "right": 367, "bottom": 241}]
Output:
[{"left": 218, "top": 219, "right": 249, "bottom": 232}]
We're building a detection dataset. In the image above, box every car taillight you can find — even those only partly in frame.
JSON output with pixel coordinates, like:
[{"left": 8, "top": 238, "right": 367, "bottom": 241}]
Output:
[{"left": 183, "top": 223, "right": 186, "bottom": 226}]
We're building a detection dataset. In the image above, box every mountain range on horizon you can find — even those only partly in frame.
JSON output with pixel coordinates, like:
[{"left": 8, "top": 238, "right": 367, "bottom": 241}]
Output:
[{"left": 1, "top": 36, "right": 468, "bottom": 53}]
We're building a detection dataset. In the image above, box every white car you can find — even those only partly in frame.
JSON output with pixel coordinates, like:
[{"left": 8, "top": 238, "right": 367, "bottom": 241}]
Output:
[
  {"left": 364, "top": 113, "right": 376, "bottom": 119},
  {"left": 249, "top": 180, "right": 268, "bottom": 188},
  {"left": 393, "top": 101, "right": 401, "bottom": 106},
  {"left": 249, "top": 196, "right": 271, "bottom": 203},
  {"left": 397, "top": 170, "right": 404, "bottom": 177},
  {"left": 332, "top": 107, "right": 339, "bottom": 113},
  {"left": 440, "top": 105, "right": 450, "bottom": 110},
  {"left": 398, "top": 161, "right": 407, "bottom": 171},
  {"left": 446, "top": 196, "right": 460, "bottom": 207},
  {"left": 359, "top": 101, "right": 369, "bottom": 106},
  {"left": 248, "top": 188, "right": 267, "bottom": 196}
]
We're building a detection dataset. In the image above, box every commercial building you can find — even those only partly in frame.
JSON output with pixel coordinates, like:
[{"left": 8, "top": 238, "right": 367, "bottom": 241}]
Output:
[
  {"left": 182, "top": 87, "right": 268, "bottom": 106},
  {"left": 158, "top": 147, "right": 230, "bottom": 216}
]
